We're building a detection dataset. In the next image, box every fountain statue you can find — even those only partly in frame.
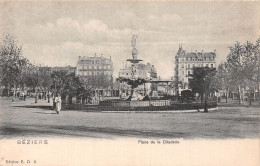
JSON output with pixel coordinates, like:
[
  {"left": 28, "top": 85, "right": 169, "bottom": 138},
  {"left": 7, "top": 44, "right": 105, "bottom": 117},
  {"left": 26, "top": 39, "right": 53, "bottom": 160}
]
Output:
[{"left": 117, "top": 35, "right": 146, "bottom": 100}]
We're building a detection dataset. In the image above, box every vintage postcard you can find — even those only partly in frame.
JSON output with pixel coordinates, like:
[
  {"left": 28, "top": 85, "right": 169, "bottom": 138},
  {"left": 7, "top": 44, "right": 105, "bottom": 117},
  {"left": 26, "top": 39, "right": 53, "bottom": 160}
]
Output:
[{"left": 0, "top": 1, "right": 259, "bottom": 166}]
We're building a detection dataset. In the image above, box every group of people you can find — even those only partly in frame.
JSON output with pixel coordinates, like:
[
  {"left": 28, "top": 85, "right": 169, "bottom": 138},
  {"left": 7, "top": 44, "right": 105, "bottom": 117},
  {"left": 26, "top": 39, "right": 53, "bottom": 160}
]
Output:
[
  {"left": 17, "top": 91, "right": 27, "bottom": 101},
  {"left": 53, "top": 93, "right": 62, "bottom": 114}
]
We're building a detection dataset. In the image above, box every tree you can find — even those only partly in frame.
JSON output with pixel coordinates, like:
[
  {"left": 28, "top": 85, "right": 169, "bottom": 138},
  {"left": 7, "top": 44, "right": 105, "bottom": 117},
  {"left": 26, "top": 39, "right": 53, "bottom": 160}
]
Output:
[
  {"left": 189, "top": 67, "right": 217, "bottom": 102},
  {"left": 216, "top": 62, "right": 236, "bottom": 103},
  {"left": 62, "top": 72, "right": 82, "bottom": 104},
  {"left": 226, "top": 39, "right": 260, "bottom": 104},
  {"left": 0, "top": 35, "right": 28, "bottom": 96}
]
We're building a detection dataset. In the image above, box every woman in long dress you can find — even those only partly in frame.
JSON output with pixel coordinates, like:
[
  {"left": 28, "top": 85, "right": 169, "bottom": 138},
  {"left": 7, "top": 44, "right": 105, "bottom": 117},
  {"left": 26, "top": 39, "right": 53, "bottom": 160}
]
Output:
[{"left": 55, "top": 93, "right": 62, "bottom": 114}]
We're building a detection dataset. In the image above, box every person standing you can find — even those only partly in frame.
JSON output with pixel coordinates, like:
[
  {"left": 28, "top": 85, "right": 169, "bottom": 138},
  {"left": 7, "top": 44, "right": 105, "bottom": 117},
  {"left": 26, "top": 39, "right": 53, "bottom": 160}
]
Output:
[
  {"left": 23, "top": 91, "right": 26, "bottom": 101},
  {"left": 47, "top": 91, "right": 50, "bottom": 103},
  {"left": 55, "top": 93, "right": 62, "bottom": 114}
]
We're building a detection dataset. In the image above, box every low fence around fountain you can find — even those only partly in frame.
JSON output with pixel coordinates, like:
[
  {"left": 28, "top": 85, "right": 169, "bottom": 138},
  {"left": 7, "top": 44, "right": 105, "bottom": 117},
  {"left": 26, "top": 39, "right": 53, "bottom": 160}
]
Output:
[{"left": 62, "top": 99, "right": 217, "bottom": 111}]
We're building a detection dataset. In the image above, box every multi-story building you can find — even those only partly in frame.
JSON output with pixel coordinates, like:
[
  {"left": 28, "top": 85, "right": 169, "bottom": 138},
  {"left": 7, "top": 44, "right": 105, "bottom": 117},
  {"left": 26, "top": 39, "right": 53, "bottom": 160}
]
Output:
[
  {"left": 76, "top": 55, "right": 113, "bottom": 78},
  {"left": 76, "top": 54, "right": 113, "bottom": 96},
  {"left": 175, "top": 45, "right": 216, "bottom": 93}
]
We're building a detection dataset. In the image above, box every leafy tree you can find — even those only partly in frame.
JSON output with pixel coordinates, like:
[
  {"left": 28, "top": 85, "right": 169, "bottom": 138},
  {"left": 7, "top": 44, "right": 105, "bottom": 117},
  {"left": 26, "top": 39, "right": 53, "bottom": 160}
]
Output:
[
  {"left": 216, "top": 62, "right": 236, "bottom": 103},
  {"left": 0, "top": 35, "right": 27, "bottom": 95},
  {"left": 226, "top": 39, "right": 260, "bottom": 104},
  {"left": 189, "top": 67, "right": 217, "bottom": 102},
  {"left": 62, "top": 72, "right": 82, "bottom": 104}
]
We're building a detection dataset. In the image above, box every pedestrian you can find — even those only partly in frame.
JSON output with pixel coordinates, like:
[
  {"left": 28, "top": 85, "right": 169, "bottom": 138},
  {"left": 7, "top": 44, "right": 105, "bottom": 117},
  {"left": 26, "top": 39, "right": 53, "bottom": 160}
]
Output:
[
  {"left": 23, "top": 91, "right": 26, "bottom": 101},
  {"left": 20, "top": 91, "right": 24, "bottom": 100},
  {"left": 47, "top": 91, "right": 50, "bottom": 103},
  {"left": 55, "top": 93, "right": 62, "bottom": 114}
]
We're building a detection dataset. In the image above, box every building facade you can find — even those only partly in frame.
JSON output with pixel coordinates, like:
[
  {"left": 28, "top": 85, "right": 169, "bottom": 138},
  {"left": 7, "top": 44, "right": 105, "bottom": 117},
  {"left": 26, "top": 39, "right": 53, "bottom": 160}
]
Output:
[
  {"left": 76, "top": 55, "right": 113, "bottom": 96},
  {"left": 76, "top": 55, "right": 113, "bottom": 78},
  {"left": 175, "top": 46, "right": 216, "bottom": 92}
]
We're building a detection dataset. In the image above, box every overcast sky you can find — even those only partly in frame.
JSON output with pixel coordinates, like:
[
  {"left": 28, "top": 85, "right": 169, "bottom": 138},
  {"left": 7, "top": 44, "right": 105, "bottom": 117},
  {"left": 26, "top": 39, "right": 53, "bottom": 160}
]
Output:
[{"left": 0, "top": 1, "right": 259, "bottom": 79}]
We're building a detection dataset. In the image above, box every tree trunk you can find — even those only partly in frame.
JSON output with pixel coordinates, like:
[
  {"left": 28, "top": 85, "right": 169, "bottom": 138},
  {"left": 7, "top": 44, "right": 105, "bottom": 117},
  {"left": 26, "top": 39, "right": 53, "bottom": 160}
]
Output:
[
  {"left": 69, "top": 95, "right": 73, "bottom": 104},
  {"left": 81, "top": 97, "right": 85, "bottom": 105},
  {"left": 258, "top": 83, "right": 260, "bottom": 105},
  {"left": 35, "top": 92, "right": 38, "bottom": 103},
  {"left": 238, "top": 85, "right": 241, "bottom": 105},
  {"left": 226, "top": 91, "right": 228, "bottom": 103}
]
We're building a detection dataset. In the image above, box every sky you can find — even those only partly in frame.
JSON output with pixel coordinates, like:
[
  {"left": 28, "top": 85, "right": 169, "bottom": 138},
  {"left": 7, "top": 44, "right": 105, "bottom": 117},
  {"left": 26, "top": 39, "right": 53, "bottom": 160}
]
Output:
[{"left": 0, "top": 1, "right": 259, "bottom": 79}]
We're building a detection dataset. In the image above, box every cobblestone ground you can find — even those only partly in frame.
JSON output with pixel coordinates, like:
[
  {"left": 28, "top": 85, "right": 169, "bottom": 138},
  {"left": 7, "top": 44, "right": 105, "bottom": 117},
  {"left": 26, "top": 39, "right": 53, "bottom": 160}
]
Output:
[{"left": 0, "top": 97, "right": 259, "bottom": 139}]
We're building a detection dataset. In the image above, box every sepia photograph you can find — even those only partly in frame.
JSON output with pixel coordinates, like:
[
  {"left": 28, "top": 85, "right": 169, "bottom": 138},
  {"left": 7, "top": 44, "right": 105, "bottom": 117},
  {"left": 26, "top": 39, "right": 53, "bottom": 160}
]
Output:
[{"left": 0, "top": 1, "right": 259, "bottom": 166}]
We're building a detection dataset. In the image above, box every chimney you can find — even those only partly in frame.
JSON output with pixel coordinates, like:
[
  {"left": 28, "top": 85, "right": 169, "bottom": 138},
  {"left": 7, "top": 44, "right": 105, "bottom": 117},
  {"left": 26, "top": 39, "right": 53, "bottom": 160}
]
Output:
[
  {"left": 101, "top": 54, "right": 103, "bottom": 57},
  {"left": 214, "top": 49, "right": 216, "bottom": 54},
  {"left": 195, "top": 50, "right": 197, "bottom": 54},
  {"left": 201, "top": 50, "right": 204, "bottom": 54},
  {"left": 110, "top": 56, "right": 111, "bottom": 60}
]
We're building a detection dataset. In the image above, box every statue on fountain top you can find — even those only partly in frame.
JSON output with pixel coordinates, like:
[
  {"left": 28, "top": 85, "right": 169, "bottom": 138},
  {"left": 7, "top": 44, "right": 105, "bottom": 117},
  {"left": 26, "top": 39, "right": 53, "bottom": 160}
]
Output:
[{"left": 131, "top": 34, "right": 138, "bottom": 60}]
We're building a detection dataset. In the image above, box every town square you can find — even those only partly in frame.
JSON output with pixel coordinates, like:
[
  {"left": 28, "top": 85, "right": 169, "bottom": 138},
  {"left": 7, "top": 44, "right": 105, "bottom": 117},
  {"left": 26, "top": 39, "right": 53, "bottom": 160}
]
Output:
[
  {"left": 0, "top": 1, "right": 260, "bottom": 166},
  {"left": 0, "top": 2, "right": 259, "bottom": 139}
]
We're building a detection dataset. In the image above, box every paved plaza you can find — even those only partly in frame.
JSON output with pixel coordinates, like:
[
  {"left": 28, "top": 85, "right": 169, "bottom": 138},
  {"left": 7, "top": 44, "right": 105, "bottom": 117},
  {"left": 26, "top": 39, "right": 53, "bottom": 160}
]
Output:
[{"left": 0, "top": 97, "right": 259, "bottom": 139}]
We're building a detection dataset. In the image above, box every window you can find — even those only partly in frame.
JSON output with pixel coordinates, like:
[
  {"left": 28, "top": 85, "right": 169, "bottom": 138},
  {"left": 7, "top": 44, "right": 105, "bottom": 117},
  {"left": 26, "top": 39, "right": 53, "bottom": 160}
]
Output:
[
  {"left": 211, "top": 64, "right": 213, "bottom": 68},
  {"left": 186, "top": 57, "right": 188, "bottom": 61},
  {"left": 92, "top": 61, "right": 94, "bottom": 64},
  {"left": 188, "top": 64, "right": 190, "bottom": 69},
  {"left": 188, "top": 71, "right": 190, "bottom": 75},
  {"left": 97, "top": 66, "right": 99, "bottom": 70},
  {"left": 96, "top": 60, "right": 99, "bottom": 64},
  {"left": 206, "top": 64, "right": 208, "bottom": 67}
]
